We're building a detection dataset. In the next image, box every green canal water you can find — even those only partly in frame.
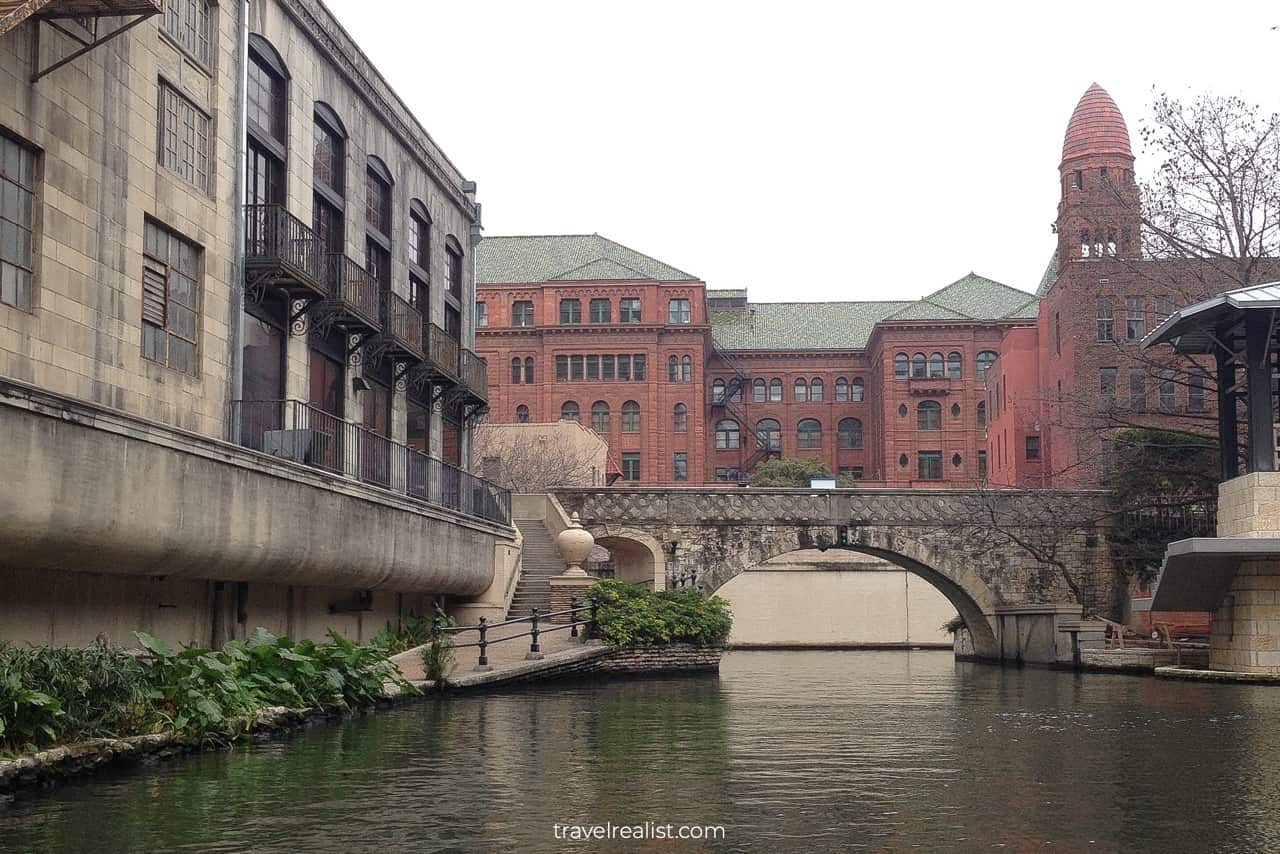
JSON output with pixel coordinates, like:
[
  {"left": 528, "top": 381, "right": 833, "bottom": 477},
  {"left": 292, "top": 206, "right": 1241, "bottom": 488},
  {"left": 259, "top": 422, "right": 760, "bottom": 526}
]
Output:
[{"left": 3, "top": 650, "right": 1279, "bottom": 853}]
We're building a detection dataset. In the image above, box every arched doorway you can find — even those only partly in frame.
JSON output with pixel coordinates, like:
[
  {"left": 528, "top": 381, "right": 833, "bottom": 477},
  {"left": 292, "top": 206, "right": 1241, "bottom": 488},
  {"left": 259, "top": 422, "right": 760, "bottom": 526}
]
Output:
[{"left": 592, "top": 529, "right": 666, "bottom": 590}]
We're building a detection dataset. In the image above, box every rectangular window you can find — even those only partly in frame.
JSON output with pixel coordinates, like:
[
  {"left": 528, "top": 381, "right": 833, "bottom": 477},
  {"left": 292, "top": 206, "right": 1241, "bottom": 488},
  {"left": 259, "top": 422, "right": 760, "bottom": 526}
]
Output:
[
  {"left": 918, "top": 451, "right": 943, "bottom": 481},
  {"left": 1126, "top": 296, "right": 1144, "bottom": 340},
  {"left": 838, "top": 466, "right": 865, "bottom": 481},
  {"left": 445, "top": 305, "right": 461, "bottom": 339},
  {"left": 559, "top": 298, "right": 581, "bottom": 325},
  {"left": 142, "top": 219, "right": 201, "bottom": 374},
  {"left": 158, "top": 82, "right": 211, "bottom": 193},
  {"left": 673, "top": 452, "right": 688, "bottom": 482},
  {"left": 668, "top": 298, "right": 691, "bottom": 324},
  {"left": 512, "top": 300, "right": 534, "bottom": 327},
  {"left": 409, "top": 212, "right": 430, "bottom": 272},
  {"left": 977, "top": 451, "right": 987, "bottom": 480},
  {"left": 617, "top": 355, "right": 631, "bottom": 382},
  {"left": 633, "top": 354, "right": 646, "bottom": 382},
  {"left": 620, "top": 297, "right": 641, "bottom": 323},
  {"left": 0, "top": 133, "right": 36, "bottom": 310},
  {"left": 1096, "top": 298, "right": 1114, "bottom": 341},
  {"left": 1156, "top": 296, "right": 1174, "bottom": 325},
  {"left": 715, "top": 467, "right": 741, "bottom": 483},
  {"left": 163, "top": 0, "right": 212, "bottom": 66},
  {"left": 555, "top": 354, "right": 568, "bottom": 382},
  {"left": 1071, "top": 170, "right": 1082, "bottom": 190},
  {"left": 602, "top": 354, "right": 615, "bottom": 381},
  {"left": 1188, "top": 371, "right": 1206, "bottom": 412},
  {"left": 1159, "top": 370, "right": 1176, "bottom": 411},
  {"left": 1025, "top": 436, "right": 1040, "bottom": 460},
  {"left": 1129, "top": 368, "right": 1146, "bottom": 411},
  {"left": 475, "top": 302, "right": 488, "bottom": 327},
  {"left": 570, "top": 354, "right": 584, "bottom": 381},
  {"left": 621, "top": 453, "right": 640, "bottom": 482},
  {"left": 586, "top": 355, "right": 600, "bottom": 381},
  {"left": 1100, "top": 367, "right": 1117, "bottom": 405},
  {"left": 589, "top": 298, "right": 610, "bottom": 324},
  {"left": 446, "top": 246, "right": 463, "bottom": 298}
]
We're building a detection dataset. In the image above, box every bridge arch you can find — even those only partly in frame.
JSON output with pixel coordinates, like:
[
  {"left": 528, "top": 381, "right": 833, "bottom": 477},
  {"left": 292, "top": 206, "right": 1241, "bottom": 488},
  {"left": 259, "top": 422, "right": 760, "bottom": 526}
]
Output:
[
  {"left": 590, "top": 527, "right": 666, "bottom": 590},
  {"left": 696, "top": 525, "right": 999, "bottom": 659}
]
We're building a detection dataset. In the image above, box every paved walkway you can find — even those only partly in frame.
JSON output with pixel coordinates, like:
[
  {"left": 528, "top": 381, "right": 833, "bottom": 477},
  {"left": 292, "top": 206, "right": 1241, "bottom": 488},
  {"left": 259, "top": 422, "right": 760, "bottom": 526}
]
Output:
[{"left": 389, "top": 615, "right": 589, "bottom": 684}]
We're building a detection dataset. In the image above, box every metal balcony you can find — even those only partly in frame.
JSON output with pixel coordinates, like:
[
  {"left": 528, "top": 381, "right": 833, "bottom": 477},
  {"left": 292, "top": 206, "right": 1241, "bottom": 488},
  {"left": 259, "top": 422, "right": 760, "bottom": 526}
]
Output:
[
  {"left": 424, "top": 322, "right": 460, "bottom": 382},
  {"left": 244, "top": 205, "right": 325, "bottom": 300},
  {"left": 460, "top": 348, "right": 489, "bottom": 406},
  {"left": 318, "top": 254, "right": 381, "bottom": 333},
  {"left": 376, "top": 290, "right": 425, "bottom": 361}
]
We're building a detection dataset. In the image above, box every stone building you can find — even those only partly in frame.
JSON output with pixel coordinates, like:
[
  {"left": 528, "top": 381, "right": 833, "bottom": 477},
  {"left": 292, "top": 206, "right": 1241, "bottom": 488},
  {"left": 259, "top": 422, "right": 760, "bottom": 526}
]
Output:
[{"left": 0, "top": 0, "right": 509, "bottom": 648}]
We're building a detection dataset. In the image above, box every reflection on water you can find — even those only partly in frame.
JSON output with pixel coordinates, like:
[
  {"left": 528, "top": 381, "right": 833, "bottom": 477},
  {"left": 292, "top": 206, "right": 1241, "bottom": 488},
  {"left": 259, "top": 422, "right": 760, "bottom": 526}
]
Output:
[{"left": 3, "top": 650, "right": 1279, "bottom": 853}]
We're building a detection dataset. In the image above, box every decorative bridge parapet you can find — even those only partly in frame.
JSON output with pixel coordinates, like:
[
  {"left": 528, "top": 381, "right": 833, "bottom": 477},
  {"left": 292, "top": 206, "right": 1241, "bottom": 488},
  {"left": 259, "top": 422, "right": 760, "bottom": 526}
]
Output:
[{"left": 553, "top": 487, "right": 1119, "bottom": 662}]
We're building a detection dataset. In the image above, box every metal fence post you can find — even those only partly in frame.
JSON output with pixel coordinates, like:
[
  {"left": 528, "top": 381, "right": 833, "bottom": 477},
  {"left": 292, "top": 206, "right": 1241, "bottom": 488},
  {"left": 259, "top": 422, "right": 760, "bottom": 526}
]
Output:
[
  {"left": 570, "top": 596, "right": 579, "bottom": 638},
  {"left": 526, "top": 608, "right": 543, "bottom": 660},
  {"left": 476, "top": 616, "right": 491, "bottom": 671}
]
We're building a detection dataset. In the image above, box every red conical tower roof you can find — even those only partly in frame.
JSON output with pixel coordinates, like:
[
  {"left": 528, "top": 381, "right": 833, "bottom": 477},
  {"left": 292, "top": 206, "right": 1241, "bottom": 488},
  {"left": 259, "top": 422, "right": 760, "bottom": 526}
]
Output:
[{"left": 1061, "top": 83, "right": 1132, "bottom": 164}]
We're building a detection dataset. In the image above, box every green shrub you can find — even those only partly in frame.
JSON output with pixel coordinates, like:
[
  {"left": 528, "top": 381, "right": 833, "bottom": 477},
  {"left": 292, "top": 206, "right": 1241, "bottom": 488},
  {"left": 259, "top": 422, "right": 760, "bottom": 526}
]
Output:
[
  {"left": 421, "top": 607, "right": 457, "bottom": 685},
  {"left": 0, "top": 629, "right": 415, "bottom": 754},
  {"left": 941, "top": 615, "right": 965, "bottom": 635},
  {"left": 590, "top": 580, "right": 732, "bottom": 648}
]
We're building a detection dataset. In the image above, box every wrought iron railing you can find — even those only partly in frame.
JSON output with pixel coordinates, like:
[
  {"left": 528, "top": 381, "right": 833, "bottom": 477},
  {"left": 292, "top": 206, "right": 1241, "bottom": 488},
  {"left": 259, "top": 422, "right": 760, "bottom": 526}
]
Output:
[
  {"left": 244, "top": 204, "right": 324, "bottom": 289},
  {"left": 426, "top": 322, "right": 460, "bottom": 379},
  {"left": 381, "top": 290, "right": 424, "bottom": 357},
  {"left": 323, "top": 254, "right": 381, "bottom": 330},
  {"left": 226, "top": 399, "right": 511, "bottom": 526},
  {"left": 442, "top": 599, "right": 598, "bottom": 671},
  {"left": 460, "top": 348, "right": 488, "bottom": 401}
]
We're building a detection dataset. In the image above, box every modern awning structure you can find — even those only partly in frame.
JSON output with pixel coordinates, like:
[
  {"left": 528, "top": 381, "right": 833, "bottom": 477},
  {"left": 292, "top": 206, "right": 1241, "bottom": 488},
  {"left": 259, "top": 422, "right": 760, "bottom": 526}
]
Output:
[
  {"left": 1150, "top": 536, "right": 1280, "bottom": 611},
  {"left": 1142, "top": 280, "right": 1280, "bottom": 477}
]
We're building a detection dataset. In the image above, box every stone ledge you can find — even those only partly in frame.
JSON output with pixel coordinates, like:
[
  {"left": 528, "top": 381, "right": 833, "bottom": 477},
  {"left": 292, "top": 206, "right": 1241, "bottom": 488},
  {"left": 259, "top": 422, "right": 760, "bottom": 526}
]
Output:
[{"left": 1155, "top": 666, "right": 1280, "bottom": 684}]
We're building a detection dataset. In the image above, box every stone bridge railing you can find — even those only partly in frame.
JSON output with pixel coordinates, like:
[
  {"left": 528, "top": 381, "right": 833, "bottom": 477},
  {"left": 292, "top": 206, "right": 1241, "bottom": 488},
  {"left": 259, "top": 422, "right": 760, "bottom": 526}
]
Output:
[{"left": 554, "top": 487, "right": 1112, "bottom": 528}]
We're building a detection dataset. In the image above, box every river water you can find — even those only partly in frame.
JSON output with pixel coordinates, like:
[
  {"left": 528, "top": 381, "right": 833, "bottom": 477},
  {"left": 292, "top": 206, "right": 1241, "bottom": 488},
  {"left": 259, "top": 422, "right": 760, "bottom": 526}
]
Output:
[{"left": 3, "top": 650, "right": 1279, "bottom": 853}]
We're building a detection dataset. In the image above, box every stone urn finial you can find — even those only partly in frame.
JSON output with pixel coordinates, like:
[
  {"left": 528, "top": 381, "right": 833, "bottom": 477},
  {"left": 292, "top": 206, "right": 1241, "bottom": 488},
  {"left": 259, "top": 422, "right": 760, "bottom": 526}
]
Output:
[{"left": 556, "top": 512, "right": 595, "bottom": 577}]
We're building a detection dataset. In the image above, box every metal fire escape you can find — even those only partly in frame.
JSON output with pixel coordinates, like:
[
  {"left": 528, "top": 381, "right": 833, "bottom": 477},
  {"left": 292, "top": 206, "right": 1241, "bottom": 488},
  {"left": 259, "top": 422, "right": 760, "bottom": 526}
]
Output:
[
  {"left": 1, "top": 0, "right": 163, "bottom": 82},
  {"left": 709, "top": 345, "right": 779, "bottom": 481}
]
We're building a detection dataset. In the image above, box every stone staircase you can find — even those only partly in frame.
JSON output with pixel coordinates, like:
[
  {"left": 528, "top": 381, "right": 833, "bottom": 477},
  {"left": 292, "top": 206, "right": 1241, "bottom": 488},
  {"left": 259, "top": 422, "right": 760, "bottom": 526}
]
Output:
[{"left": 507, "top": 517, "right": 562, "bottom": 620}]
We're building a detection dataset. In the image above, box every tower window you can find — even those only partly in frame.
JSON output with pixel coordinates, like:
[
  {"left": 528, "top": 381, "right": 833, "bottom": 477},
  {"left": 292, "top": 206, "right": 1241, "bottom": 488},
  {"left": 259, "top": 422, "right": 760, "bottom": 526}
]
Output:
[
  {"left": 1080, "top": 229, "right": 1090, "bottom": 258},
  {"left": 1071, "top": 170, "right": 1083, "bottom": 190}
]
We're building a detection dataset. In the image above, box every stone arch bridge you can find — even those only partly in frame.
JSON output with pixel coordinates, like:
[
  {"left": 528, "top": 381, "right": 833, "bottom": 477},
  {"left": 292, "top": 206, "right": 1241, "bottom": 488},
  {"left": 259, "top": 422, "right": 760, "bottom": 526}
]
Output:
[{"left": 553, "top": 487, "right": 1118, "bottom": 663}]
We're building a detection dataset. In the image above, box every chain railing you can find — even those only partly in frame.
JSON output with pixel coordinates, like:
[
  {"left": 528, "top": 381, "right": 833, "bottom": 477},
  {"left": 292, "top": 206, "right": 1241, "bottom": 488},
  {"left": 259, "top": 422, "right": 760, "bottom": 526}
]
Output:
[
  {"left": 226, "top": 399, "right": 511, "bottom": 526},
  {"left": 441, "top": 598, "right": 598, "bottom": 671}
]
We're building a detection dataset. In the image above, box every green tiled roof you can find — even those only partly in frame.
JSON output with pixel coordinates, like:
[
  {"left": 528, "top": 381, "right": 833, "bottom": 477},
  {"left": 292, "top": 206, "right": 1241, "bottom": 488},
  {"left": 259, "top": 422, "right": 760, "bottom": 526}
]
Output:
[
  {"left": 1036, "top": 253, "right": 1060, "bottom": 296},
  {"left": 477, "top": 234, "right": 697, "bottom": 284},
  {"left": 711, "top": 301, "right": 912, "bottom": 350},
  {"left": 711, "top": 272, "right": 1039, "bottom": 351}
]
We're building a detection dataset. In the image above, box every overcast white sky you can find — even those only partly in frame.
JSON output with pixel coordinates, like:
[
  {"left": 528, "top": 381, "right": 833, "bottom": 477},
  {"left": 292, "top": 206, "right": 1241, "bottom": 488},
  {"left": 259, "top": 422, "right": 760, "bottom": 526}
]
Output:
[{"left": 324, "top": 1, "right": 1279, "bottom": 303}]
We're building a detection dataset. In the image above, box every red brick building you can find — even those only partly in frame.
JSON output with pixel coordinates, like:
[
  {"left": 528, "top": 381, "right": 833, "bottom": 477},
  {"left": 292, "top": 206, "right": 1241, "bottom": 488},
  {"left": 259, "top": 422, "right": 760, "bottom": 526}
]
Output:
[{"left": 475, "top": 84, "right": 1267, "bottom": 489}]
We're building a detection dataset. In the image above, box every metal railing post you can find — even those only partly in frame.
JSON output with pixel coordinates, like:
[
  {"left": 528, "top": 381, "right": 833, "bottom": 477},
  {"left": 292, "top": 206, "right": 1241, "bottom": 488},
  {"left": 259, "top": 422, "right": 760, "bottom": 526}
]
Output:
[
  {"left": 570, "top": 597, "right": 579, "bottom": 638},
  {"left": 526, "top": 608, "right": 543, "bottom": 660},
  {"left": 475, "top": 616, "right": 491, "bottom": 671}
]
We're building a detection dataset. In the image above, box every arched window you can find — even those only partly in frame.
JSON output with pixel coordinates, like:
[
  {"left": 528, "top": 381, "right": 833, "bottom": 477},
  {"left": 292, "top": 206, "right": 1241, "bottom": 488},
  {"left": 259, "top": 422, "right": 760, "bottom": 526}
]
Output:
[
  {"left": 712, "top": 378, "right": 726, "bottom": 404},
  {"left": 673, "top": 403, "right": 688, "bottom": 433},
  {"left": 668, "top": 355, "right": 679, "bottom": 382},
  {"left": 928, "top": 352, "right": 944, "bottom": 378},
  {"left": 715, "top": 419, "right": 740, "bottom": 449},
  {"left": 365, "top": 156, "right": 393, "bottom": 293},
  {"left": 947, "top": 352, "right": 962, "bottom": 379},
  {"left": 917, "top": 400, "right": 942, "bottom": 431},
  {"left": 894, "top": 353, "right": 909, "bottom": 380},
  {"left": 911, "top": 353, "right": 927, "bottom": 379},
  {"left": 794, "top": 378, "right": 808, "bottom": 402},
  {"left": 977, "top": 401, "right": 987, "bottom": 432},
  {"left": 312, "top": 103, "right": 346, "bottom": 255},
  {"left": 755, "top": 419, "right": 781, "bottom": 451},
  {"left": 681, "top": 355, "right": 692, "bottom": 382},
  {"left": 591, "top": 401, "right": 609, "bottom": 433},
  {"left": 510, "top": 357, "right": 522, "bottom": 384},
  {"left": 621, "top": 400, "right": 640, "bottom": 432},
  {"left": 769, "top": 378, "right": 782, "bottom": 402},
  {"left": 524, "top": 357, "right": 534, "bottom": 384},
  {"left": 851, "top": 378, "right": 865, "bottom": 402},
  {"left": 835, "top": 377, "right": 849, "bottom": 401},
  {"left": 810, "top": 378, "right": 824, "bottom": 402},
  {"left": 516, "top": 405, "right": 529, "bottom": 423},
  {"left": 246, "top": 36, "right": 288, "bottom": 208},
  {"left": 976, "top": 350, "right": 998, "bottom": 382},
  {"left": 838, "top": 418, "right": 863, "bottom": 449},
  {"left": 753, "top": 378, "right": 767, "bottom": 403},
  {"left": 796, "top": 418, "right": 822, "bottom": 448},
  {"left": 561, "top": 401, "right": 579, "bottom": 422}
]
